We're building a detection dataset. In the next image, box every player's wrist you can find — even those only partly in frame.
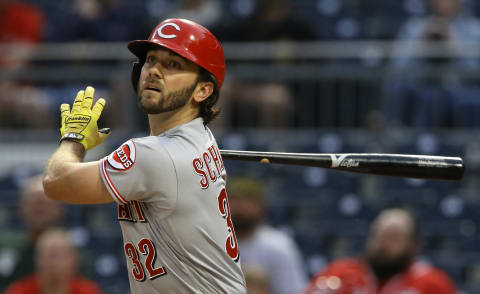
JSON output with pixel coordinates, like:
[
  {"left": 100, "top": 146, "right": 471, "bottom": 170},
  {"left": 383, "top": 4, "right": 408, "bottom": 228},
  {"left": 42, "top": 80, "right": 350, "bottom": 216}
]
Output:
[{"left": 59, "top": 139, "right": 87, "bottom": 157}]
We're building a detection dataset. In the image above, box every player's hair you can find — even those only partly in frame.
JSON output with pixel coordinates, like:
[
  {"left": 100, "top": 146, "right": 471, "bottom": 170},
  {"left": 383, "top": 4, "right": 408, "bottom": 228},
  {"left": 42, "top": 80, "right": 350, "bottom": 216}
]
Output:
[{"left": 197, "top": 68, "right": 220, "bottom": 125}]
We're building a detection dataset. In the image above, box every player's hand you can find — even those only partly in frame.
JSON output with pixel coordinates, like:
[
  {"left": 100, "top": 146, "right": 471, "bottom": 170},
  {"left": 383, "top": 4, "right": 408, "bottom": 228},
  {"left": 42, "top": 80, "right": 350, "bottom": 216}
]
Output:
[{"left": 60, "top": 86, "right": 110, "bottom": 150}]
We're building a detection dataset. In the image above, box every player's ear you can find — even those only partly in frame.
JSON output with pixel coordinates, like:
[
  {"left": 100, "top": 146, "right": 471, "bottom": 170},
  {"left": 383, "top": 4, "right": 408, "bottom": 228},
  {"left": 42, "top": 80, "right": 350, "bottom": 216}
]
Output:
[{"left": 192, "top": 81, "right": 214, "bottom": 103}]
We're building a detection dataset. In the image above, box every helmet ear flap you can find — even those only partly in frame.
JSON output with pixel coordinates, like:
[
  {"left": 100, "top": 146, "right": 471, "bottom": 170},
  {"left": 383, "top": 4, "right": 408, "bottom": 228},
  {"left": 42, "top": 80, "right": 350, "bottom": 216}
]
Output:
[{"left": 131, "top": 61, "right": 143, "bottom": 93}]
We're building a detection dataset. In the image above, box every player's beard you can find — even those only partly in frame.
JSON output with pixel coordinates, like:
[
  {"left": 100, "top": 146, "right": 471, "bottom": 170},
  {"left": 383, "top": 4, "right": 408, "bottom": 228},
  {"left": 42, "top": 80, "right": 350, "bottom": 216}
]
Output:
[
  {"left": 365, "top": 251, "right": 414, "bottom": 281},
  {"left": 139, "top": 81, "right": 197, "bottom": 114}
]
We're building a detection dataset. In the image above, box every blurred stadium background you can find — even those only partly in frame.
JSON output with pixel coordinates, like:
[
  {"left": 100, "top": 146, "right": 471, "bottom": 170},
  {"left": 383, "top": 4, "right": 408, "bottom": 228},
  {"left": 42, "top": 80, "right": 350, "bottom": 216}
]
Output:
[{"left": 2, "top": 0, "right": 480, "bottom": 293}]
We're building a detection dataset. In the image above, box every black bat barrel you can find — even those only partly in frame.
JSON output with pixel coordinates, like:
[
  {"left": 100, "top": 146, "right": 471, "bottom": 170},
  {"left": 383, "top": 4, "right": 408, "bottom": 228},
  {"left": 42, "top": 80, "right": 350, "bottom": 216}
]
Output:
[{"left": 220, "top": 150, "right": 464, "bottom": 181}]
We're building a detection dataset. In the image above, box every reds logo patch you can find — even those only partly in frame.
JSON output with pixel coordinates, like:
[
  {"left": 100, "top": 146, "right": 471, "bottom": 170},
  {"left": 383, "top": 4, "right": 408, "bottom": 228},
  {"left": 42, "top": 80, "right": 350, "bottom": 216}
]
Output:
[{"left": 107, "top": 140, "right": 136, "bottom": 171}]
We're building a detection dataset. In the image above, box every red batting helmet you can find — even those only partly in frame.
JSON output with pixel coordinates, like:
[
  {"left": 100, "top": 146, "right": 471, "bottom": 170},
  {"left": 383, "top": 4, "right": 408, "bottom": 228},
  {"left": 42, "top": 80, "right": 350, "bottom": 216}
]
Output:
[{"left": 128, "top": 18, "right": 225, "bottom": 92}]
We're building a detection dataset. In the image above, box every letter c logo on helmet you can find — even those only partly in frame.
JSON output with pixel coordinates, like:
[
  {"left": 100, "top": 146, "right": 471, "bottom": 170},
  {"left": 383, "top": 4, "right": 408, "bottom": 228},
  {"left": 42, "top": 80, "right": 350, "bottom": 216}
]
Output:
[{"left": 156, "top": 23, "right": 180, "bottom": 39}]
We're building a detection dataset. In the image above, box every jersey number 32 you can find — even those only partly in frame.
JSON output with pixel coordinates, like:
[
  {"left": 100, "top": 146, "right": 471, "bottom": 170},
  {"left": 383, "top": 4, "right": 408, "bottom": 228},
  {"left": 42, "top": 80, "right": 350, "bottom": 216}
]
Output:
[
  {"left": 124, "top": 239, "right": 166, "bottom": 281},
  {"left": 124, "top": 188, "right": 239, "bottom": 282}
]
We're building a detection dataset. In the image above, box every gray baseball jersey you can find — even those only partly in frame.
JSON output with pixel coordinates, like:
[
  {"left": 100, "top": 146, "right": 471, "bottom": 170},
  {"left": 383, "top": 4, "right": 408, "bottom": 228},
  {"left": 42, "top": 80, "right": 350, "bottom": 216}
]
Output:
[{"left": 99, "top": 118, "right": 246, "bottom": 294}]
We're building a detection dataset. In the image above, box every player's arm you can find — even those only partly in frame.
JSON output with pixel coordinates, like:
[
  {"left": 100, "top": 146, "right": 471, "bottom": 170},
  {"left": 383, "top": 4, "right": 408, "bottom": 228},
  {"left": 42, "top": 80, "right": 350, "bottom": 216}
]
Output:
[
  {"left": 43, "top": 86, "right": 112, "bottom": 204},
  {"left": 43, "top": 141, "right": 112, "bottom": 204}
]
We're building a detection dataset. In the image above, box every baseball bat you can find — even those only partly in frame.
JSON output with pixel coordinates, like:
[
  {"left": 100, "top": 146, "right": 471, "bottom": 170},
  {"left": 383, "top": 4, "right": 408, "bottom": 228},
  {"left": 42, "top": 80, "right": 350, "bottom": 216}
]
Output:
[{"left": 219, "top": 150, "right": 464, "bottom": 181}]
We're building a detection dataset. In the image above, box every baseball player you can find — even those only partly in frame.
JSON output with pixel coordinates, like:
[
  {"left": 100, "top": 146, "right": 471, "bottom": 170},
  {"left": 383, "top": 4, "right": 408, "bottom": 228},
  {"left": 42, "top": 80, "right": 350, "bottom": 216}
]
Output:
[{"left": 43, "top": 18, "right": 246, "bottom": 293}]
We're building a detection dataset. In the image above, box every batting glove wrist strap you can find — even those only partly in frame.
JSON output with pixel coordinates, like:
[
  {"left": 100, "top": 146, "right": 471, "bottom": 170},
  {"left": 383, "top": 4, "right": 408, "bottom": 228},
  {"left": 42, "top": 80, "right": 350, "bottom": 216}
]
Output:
[{"left": 60, "top": 132, "right": 85, "bottom": 142}]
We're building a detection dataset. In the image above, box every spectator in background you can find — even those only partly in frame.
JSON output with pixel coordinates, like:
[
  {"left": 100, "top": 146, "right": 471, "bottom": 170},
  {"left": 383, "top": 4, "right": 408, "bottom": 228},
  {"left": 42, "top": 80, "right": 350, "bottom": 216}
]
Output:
[
  {"left": 228, "top": 177, "right": 308, "bottom": 294},
  {"left": 384, "top": 0, "right": 480, "bottom": 128},
  {"left": 4, "top": 228, "right": 104, "bottom": 294},
  {"left": 0, "top": 0, "right": 45, "bottom": 69},
  {"left": 0, "top": 0, "right": 45, "bottom": 43},
  {"left": 0, "top": 82, "right": 54, "bottom": 129},
  {"left": 304, "top": 208, "right": 457, "bottom": 294},
  {"left": 215, "top": 80, "right": 293, "bottom": 129},
  {"left": 46, "top": 0, "right": 148, "bottom": 42},
  {"left": 0, "top": 1, "right": 53, "bottom": 130},
  {"left": 0, "top": 175, "right": 65, "bottom": 291},
  {"left": 212, "top": 0, "right": 317, "bottom": 129},
  {"left": 0, "top": 0, "right": 51, "bottom": 129},
  {"left": 218, "top": 0, "right": 317, "bottom": 42}
]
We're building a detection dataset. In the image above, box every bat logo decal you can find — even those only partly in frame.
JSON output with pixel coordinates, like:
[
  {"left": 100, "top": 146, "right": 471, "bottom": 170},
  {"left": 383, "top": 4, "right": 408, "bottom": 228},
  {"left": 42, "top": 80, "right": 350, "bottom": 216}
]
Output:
[{"left": 330, "top": 154, "right": 359, "bottom": 168}]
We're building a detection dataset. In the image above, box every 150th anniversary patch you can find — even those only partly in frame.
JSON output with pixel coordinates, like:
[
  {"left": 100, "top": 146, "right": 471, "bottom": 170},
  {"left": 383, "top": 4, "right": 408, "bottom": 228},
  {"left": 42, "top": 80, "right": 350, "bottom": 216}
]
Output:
[{"left": 107, "top": 140, "right": 136, "bottom": 171}]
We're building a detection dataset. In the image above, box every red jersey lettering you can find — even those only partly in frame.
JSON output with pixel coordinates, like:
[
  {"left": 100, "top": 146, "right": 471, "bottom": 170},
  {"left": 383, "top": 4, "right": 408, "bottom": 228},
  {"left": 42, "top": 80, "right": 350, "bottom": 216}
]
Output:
[
  {"left": 118, "top": 203, "right": 134, "bottom": 221},
  {"left": 208, "top": 145, "right": 223, "bottom": 176},
  {"left": 203, "top": 152, "right": 217, "bottom": 182},
  {"left": 192, "top": 158, "right": 209, "bottom": 189},
  {"left": 132, "top": 200, "right": 146, "bottom": 222}
]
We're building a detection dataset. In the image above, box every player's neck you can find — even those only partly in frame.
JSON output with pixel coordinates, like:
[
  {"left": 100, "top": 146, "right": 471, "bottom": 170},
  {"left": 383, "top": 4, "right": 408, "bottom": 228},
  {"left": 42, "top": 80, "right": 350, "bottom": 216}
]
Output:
[{"left": 148, "top": 103, "right": 199, "bottom": 136}]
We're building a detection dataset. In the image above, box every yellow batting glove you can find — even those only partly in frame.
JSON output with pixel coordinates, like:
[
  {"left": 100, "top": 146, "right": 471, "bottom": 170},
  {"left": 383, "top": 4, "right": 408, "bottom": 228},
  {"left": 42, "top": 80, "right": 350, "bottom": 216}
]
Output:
[{"left": 60, "top": 86, "right": 110, "bottom": 150}]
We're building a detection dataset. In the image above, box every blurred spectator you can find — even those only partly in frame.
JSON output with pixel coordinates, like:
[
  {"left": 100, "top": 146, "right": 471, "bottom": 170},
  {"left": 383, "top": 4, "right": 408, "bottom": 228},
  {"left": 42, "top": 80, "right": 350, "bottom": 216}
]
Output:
[
  {"left": 0, "top": 0, "right": 46, "bottom": 43},
  {"left": 390, "top": 0, "right": 480, "bottom": 70},
  {"left": 218, "top": 0, "right": 317, "bottom": 41},
  {"left": 384, "top": 0, "right": 480, "bottom": 128},
  {"left": 0, "top": 174, "right": 64, "bottom": 291},
  {"left": 47, "top": 0, "right": 148, "bottom": 42},
  {"left": 4, "top": 228, "right": 104, "bottom": 294},
  {"left": 0, "top": 0, "right": 53, "bottom": 130},
  {"left": 228, "top": 176, "right": 308, "bottom": 294},
  {"left": 0, "top": 82, "right": 54, "bottom": 129},
  {"left": 216, "top": 79, "right": 293, "bottom": 128},
  {"left": 304, "top": 208, "right": 457, "bottom": 294},
  {"left": 212, "top": 0, "right": 317, "bottom": 129}
]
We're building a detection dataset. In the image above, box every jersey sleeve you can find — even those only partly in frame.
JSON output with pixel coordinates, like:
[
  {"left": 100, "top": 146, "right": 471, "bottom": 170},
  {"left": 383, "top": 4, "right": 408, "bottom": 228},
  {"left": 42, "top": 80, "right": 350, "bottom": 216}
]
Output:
[{"left": 99, "top": 139, "right": 178, "bottom": 205}]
